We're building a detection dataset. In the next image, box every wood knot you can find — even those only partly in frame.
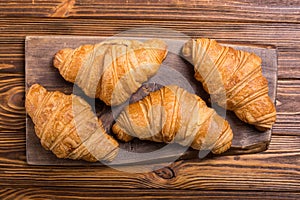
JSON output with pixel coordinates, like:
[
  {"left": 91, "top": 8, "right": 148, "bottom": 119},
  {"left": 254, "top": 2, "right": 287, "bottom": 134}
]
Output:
[
  {"left": 154, "top": 167, "right": 175, "bottom": 179},
  {"left": 9, "top": 87, "right": 25, "bottom": 108}
]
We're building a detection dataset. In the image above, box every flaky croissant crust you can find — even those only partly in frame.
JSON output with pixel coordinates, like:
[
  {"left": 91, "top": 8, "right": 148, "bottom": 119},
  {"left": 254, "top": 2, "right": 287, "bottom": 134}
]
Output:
[
  {"left": 26, "top": 84, "right": 119, "bottom": 162},
  {"left": 182, "top": 38, "right": 276, "bottom": 130},
  {"left": 113, "top": 85, "right": 233, "bottom": 154},
  {"left": 53, "top": 39, "right": 168, "bottom": 106}
]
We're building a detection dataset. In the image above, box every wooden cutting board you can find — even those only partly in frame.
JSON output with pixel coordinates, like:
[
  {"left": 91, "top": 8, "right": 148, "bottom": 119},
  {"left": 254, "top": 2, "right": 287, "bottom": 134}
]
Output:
[{"left": 25, "top": 36, "right": 277, "bottom": 165}]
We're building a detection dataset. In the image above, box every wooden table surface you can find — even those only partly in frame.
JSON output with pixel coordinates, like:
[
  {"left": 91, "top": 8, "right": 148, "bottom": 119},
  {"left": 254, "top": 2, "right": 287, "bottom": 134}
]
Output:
[{"left": 0, "top": 0, "right": 299, "bottom": 199}]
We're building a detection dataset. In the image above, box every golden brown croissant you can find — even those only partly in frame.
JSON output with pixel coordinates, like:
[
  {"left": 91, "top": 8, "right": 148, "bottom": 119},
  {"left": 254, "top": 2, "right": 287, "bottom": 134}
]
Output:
[
  {"left": 53, "top": 39, "right": 168, "bottom": 106},
  {"left": 182, "top": 38, "right": 276, "bottom": 130},
  {"left": 25, "top": 84, "right": 119, "bottom": 162},
  {"left": 112, "top": 85, "right": 233, "bottom": 154}
]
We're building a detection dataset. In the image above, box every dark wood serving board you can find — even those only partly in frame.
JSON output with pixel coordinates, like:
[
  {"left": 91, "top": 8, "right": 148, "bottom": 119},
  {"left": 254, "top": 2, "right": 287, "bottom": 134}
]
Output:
[{"left": 25, "top": 36, "right": 277, "bottom": 165}]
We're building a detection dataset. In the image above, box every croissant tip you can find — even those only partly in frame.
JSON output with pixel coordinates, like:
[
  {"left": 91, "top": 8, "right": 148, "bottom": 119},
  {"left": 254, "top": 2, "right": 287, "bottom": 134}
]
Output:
[
  {"left": 181, "top": 39, "right": 192, "bottom": 57},
  {"left": 211, "top": 123, "right": 233, "bottom": 154},
  {"left": 53, "top": 48, "right": 72, "bottom": 69},
  {"left": 28, "top": 83, "right": 42, "bottom": 90},
  {"left": 27, "top": 83, "right": 46, "bottom": 97},
  {"left": 144, "top": 39, "right": 168, "bottom": 59},
  {"left": 25, "top": 84, "right": 48, "bottom": 121},
  {"left": 102, "top": 148, "right": 119, "bottom": 162},
  {"left": 112, "top": 123, "right": 134, "bottom": 142}
]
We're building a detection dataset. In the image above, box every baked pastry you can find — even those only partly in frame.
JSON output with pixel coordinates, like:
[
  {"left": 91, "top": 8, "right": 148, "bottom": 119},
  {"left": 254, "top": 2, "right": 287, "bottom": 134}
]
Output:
[
  {"left": 182, "top": 38, "right": 276, "bottom": 130},
  {"left": 112, "top": 85, "right": 233, "bottom": 154},
  {"left": 53, "top": 39, "right": 168, "bottom": 106},
  {"left": 26, "top": 84, "right": 119, "bottom": 162}
]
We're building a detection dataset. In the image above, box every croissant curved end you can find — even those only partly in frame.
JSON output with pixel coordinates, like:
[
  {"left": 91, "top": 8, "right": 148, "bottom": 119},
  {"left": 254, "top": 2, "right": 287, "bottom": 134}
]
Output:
[
  {"left": 182, "top": 39, "right": 193, "bottom": 58},
  {"left": 53, "top": 48, "right": 73, "bottom": 69},
  {"left": 26, "top": 83, "right": 46, "bottom": 97},
  {"left": 112, "top": 123, "right": 134, "bottom": 142},
  {"left": 211, "top": 121, "right": 233, "bottom": 154},
  {"left": 144, "top": 39, "right": 168, "bottom": 60},
  {"left": 25, "top": 84, "right": 47, "bottom": 116}
]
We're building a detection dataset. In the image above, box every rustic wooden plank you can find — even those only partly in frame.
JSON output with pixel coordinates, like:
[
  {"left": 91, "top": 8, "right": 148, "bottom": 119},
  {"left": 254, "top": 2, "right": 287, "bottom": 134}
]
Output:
[
  {"left": 24, "top": 35, "right": 277, "bottom": 165},
  {"left": 0, "top": 19, "right": 300, "bottom": 78},
  {"left": 0, "top": 59, "right": 298, "bottom": 189},
  {"left": 274, "top": 79, "right": 300, "bottom": 135},
  {"left": 267, "top": 135, "right": 300, "bottom": 155},
  {"left": 1, "top": 46, "right": 298, "bottom": 192},
  {"left": 0, "top": 17, "right": 299, "bottom": 194},
  {"left": 0, "top": 0, "right": 299, "bottom": 23},
  {"left": 0, "top": 187, "right": 299, "bottom": 199},
  {"left": 0, "top": 37, "right": 24, "bottom": 74},
  {"left": 0, "top": 134, "right": 298, "bottom": 190},
  {"left": 0, "top": 132, "right": 298, "bottom": 164},
  {"left": 0, "top": 65, "right": 25, "bottom": 132}
]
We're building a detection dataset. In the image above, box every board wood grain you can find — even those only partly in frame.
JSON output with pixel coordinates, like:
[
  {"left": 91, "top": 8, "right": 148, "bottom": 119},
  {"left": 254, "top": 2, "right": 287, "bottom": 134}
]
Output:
[
  {"left": 25, "top": 35, "right": 277, "bottom": 165},
  {"left": 0, "top": 138, "right": 298, "bottom": 190},
  {"left": 1, "top": 18, "right": 299, "bottom": 79},
  {"left": 0, "top": 1, "right": 299, "bottom": 196},
  {"left": 1, "top": 187, "right": 299, "bottom": 200},
  {"left": 0, "top": 0, "right": 299, "bottom": 23},
  {"left": 0, "top": 25, "right": 298, "bottom": 196}
]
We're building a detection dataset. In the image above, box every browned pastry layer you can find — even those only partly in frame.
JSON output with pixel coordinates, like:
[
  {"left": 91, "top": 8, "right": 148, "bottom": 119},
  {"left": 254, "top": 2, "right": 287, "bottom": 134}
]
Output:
[
  {"left": 53, "top": 39, "right": 168, "bottom": 106},
  {"left": 113, "top": 85, "right": 233, "bottom": 154},
  {"left": 26, "top": 84, "right": 119, "bottom": 162},
  {"left": 182, "top": 38, "right": 276, "bottom": 130}
]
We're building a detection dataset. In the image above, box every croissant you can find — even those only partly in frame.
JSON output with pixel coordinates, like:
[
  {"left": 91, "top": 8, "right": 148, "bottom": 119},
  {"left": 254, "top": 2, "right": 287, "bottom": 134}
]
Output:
[
  {"left": 112, "top": 85, "right": 233, "bottom": 154},
  {"left": 182, "top": 38, "right": 276, "bottom": 130},
  {"left": 53, "top": 39, "right": 168, "bottom": 106},
  {"left": 25, "top": 84, "right": 119, "bottom": 162}
]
